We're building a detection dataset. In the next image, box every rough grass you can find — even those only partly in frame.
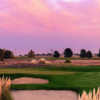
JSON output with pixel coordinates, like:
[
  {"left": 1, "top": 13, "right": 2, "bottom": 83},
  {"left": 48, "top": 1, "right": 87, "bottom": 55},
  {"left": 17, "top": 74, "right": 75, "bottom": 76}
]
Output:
[
  {"left": 15, "top": 56, "right": 100, "bottom": 60},
  {"left": 0, "top": 68, "right": 74, "bottom": 75}
]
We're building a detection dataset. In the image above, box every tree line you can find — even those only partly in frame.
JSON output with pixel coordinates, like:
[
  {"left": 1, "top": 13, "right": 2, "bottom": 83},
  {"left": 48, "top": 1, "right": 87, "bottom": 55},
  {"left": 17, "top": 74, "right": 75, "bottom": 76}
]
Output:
[
  {"left": 1, "top": 48, "right": 100, "bottom": 61},
  {"left": 27, "top": 48, "right": 100, "bottom": 59},
  {"left": 0, "top": 49, "right": 14, "bottom": 61},
  {"left": 53, "top": 48, "right": 100, "bottom": 59}
]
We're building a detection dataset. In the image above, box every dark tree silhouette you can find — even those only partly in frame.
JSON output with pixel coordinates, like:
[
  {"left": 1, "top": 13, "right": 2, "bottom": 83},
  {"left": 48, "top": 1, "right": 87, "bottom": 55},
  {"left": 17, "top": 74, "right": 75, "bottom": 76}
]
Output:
[
  {"left": 97, "top": 49, "right": 100, "bottom": 57},
  {"left": 28, "top": 50, "right": 35, "bottom": 58},
  {"left": 53, "top": 50, "right": 60, "bottom": 58},
  {"left": 80, "top": 49, "right": 87, "bottom": 58},
  {"left": 4, "top": 50, "right": 14, "bottom": 59},
  {"left": 86, "top": 50, "right": 93, "bottom": 59},
  {"left": 64, "top": 48, "right": 73, "bottom": 58},
  {"left": 0, "top": 49, "right": 5, "bottom": 61}
]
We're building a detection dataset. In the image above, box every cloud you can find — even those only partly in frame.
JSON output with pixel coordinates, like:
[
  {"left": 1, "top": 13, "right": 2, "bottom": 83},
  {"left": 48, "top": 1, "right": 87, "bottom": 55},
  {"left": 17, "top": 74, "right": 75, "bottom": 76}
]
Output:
[{"left": 0, "top": 0, "right": 100, "bottom": 38}]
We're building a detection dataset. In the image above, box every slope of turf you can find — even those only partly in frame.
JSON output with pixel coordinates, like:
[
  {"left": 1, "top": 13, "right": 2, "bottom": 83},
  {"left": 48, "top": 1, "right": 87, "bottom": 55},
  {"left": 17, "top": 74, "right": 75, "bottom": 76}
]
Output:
[
  {"left": 1, "top": 65, "right": 100, "bottom": 73},
  {"left": 1, "top": 65, "right": 100, "bottom": 93},
  {"left": 34, "top": 65, "right": 100, "bottom": 72},
  {"left": 0, "top": 72, "right": 100, "bottom": 94}
]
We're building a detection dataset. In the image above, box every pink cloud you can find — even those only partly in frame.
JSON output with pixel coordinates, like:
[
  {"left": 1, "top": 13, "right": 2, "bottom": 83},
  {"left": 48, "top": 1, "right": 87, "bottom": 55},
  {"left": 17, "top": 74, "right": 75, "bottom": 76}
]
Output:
[{"left": 0, "top": 0, "right": 100, "bottom": 38}]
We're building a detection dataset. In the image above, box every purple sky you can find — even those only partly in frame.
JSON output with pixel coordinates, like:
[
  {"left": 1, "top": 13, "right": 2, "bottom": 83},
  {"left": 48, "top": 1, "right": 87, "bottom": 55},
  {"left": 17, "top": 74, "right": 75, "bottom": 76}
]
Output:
[{"left": 0, "top": 0, "right": 100, "bottom": 54}]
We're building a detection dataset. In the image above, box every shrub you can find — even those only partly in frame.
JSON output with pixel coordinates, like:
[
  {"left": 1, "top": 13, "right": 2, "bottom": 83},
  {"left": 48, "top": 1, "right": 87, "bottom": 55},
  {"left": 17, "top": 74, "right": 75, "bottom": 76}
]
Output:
[
  {"left": 64, "top": 58, "right": 71, "bottom": 63},
  {"left": 38, "top": 58, "right": 51, "bottom": 64},
  {"left": 80, "top": 49, "right": 87, "bottom": 58},
  {"left": 64, "top": 48, "right": 73, "bottom": 58},
  {"left": 38, "top": 58, "right": 46, "bottom": 64},
  {"left": 0, "top": 77, "right": 13, "bottom": 100},
  {"left": 53, "top": 51, "right": 60, "bottom": 58},
  {"left": 79, "top": 88, "right": 100, "bottom": 100},
  {"left": 2, "top": 88, "right": 13, "bottom": 100},
  {"left": 31, "top": 59, "right": 38, "bottom": 64}
]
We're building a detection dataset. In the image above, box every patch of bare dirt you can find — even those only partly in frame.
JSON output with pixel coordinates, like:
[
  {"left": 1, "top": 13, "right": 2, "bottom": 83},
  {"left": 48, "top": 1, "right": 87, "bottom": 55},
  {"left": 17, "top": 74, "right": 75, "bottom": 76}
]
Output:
[{"left": 71, "top": 60, "right": 100, "bottom": 66}]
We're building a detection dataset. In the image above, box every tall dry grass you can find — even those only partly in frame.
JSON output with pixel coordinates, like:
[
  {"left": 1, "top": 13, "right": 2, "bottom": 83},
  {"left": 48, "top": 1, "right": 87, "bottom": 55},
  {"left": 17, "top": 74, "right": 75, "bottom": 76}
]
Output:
[
  {"left": 79, "top": 88, "right": 100, "bottom": 100},
  {"left": 0, "top": 76, "right": 13, "bottom": 100},
  {"left": 31, "top": 58, "right": 51, "bottom": 64}
]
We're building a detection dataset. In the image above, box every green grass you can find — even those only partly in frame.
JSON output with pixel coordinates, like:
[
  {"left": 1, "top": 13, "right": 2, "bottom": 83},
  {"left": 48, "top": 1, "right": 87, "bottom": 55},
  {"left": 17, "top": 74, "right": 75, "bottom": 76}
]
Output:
[
  {"left": 0, "top": 72, "right": 100, "bottom": 94},
  {"left": 1, "top": 65, "right": 100, "bottom": 76},
  {"left": 15, "top": 56, "right": 100, "bottom": 60},
  {"left": 38, "top": 65, "right": 100, "bottom": 72},
  {"left": 1, "top": 65, "right": 100, "bottom": 94},
  {"left": 0, "top": 68, "right": 74, "bottom": 75}
]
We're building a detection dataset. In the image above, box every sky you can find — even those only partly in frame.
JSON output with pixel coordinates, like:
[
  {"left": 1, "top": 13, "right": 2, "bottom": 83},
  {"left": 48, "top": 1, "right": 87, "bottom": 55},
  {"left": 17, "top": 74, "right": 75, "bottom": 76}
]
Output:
[{"left": 0, "top": 0, "right": 100, "bottom": 54}]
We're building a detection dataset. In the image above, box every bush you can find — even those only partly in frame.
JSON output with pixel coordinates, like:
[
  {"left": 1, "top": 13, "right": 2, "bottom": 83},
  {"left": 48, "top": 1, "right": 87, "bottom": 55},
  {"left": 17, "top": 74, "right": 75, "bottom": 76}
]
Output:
[
  {"left": 79, "top": 88, "right": 100, "bottom": 100},
  {"left": 64, "top": 48, "right": 73, "bottom": 58},
  {"left": 64, "top": 58, "right": 71, "bottom": 63},
  {"left": 2, "top": 89, "right": 13, "bottom": 100},
  {"left": 38, "top": 58, "right": 46, "bottom": 64},
  {"left": 38, "top": 58, "right": 51, "bottom": 64},
  {"left": 86, "top": 51, "right": 93, "bottom": 59},
  {"left": 0, "top": 77, "right": 13, "bottom": 100},
  {"left": 80, "top": 49, "right": 87, "bottom": 58},
  {"left": 53, "top": 51, "right": 60, "bottom": 58},
  {"left": 31, "top": 59, "right": 38, "bottom": 64}
]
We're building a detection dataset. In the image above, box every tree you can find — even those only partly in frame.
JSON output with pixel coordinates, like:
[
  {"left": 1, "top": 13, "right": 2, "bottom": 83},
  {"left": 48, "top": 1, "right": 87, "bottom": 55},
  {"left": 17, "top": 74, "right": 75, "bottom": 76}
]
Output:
[
  {"left": 53, "top": 51, "right": 60, "bottom": 58},
  {"left": 64, "top": 48, "right": 73, "bottom": 58},
  {"left": 80, "top": 49, "right": 87, "bottom": 58},
  {"left": 97, "top": 49, "right": 100, "bottom": 57},
  {"left": 0, "top": 49, "right": 5, "bottom": 61},
  {"left": 28, "top": 50, "right": 35, "bottom": 58},
  {"left": 4, "top": 50, "right": 14, "bottom": 59},
  {"left": 86, "top": 51, "right": 93, "bottom": 59}
]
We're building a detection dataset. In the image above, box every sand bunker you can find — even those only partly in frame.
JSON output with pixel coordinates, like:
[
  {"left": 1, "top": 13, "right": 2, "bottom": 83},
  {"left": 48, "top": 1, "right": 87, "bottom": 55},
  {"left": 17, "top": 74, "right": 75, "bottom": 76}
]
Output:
[
  {"left": 12, "top": 90, "right": 78, "bottom": 100},
  {"left": 12, "top": 77, "right": 48, "bottom": 84}
]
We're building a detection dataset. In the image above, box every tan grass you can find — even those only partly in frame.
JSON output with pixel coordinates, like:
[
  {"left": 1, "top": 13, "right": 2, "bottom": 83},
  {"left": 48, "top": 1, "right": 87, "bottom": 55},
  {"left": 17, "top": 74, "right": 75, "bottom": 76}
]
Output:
[
  {"left": 31, "top": 58, "right": 51, "bottom": 64},
  {"left": 79, "top": 88, "right": 100, "bottom": 100},
  {"left": 0, "top": 77, "right": 12, "bottom": 100},
  {"left": 0, "top": 68, "right": 75, "bottom": 75}
]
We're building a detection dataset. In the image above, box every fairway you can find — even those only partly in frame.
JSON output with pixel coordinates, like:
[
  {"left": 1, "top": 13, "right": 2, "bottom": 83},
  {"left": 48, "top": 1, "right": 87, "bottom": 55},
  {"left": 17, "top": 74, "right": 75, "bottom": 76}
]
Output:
[{"left": 0, "top": 65, "right": 100, "bottom": 94}]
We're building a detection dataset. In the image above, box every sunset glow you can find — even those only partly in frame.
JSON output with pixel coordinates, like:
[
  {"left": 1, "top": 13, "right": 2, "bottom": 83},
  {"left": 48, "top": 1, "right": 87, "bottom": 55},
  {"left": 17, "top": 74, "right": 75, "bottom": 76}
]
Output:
[{"left": 0, "top": 0, "right": 100, "bottom": 52}]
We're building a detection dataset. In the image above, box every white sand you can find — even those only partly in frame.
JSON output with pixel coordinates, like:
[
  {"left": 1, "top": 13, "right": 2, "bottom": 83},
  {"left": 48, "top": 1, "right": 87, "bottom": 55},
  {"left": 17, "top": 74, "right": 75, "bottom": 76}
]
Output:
[
  {"left": 12, "top": 90, "right": 78, "bottom": 100},
  {"left": 12, "top": 77, "right": 48, "bottom": 84}
]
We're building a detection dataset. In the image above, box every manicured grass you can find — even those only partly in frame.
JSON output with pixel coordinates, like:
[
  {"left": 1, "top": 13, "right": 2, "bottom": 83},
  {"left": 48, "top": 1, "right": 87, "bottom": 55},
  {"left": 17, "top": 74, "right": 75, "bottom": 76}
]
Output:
[
  {"left": 0, "top": 72, "right": 100, "bottom": 94},
  {"left": 0, "top": 68, "right": 74, "bottom": 75},
  {"left": 6, "top": 65, "right": 99, "bottom": 72},
  {"left": 39, "top": 65, "right": 100, "bottom": 72},
  {"left": 1, "top": 65, "right": 100, "bottom": 75},
  {"left": 1, "top": 65, "right": 100, "bottom": 94}
]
